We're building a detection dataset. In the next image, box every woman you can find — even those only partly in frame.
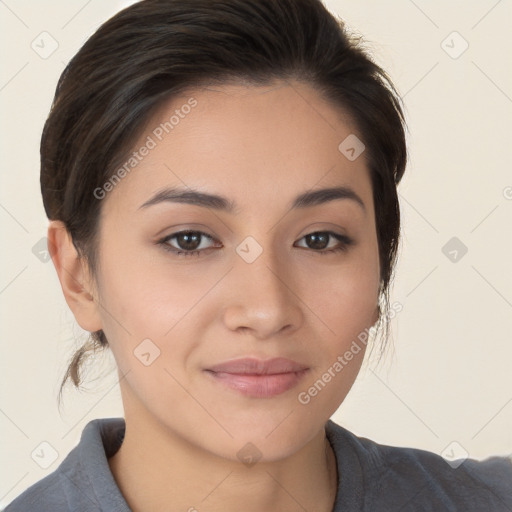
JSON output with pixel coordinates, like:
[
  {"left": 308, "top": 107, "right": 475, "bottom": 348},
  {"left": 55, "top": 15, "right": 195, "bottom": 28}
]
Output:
[{"left": 5, "top": 0, "right": 511, "bottom": 510}]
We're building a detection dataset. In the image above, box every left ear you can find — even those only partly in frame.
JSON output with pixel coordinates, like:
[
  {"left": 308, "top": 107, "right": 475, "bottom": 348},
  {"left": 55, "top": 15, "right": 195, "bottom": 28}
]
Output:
[{"left": 47, "top": 220, "right": 103, "bottom": 333}]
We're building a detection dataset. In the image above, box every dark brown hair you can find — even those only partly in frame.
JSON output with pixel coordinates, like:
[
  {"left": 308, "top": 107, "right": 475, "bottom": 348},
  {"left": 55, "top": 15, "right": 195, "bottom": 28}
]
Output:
[{"left": 41, "top": 0, "right": 407, "bottom": 396}]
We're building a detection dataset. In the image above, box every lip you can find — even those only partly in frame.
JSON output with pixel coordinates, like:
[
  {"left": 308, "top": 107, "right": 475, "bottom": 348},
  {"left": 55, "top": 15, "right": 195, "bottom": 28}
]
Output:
[{"left": 204, "top": 357, "right": 309, "bottom": 398}]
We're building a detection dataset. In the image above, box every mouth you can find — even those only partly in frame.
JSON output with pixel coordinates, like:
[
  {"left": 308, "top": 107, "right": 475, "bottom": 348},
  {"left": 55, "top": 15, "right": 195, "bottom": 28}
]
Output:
[{"left": 204, "top": 357, "right": 309, "bottom": 398}]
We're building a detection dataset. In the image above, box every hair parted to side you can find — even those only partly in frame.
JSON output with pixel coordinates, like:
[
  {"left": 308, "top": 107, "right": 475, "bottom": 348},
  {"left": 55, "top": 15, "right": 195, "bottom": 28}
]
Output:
[{"left": 41, "top": 0, "right": 407, "bottom": 399}]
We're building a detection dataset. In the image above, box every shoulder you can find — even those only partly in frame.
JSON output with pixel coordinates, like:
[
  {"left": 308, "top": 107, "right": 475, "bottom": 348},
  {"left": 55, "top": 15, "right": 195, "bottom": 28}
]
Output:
[
  {"left": 3, "top": 418, "right": 128, "bottom": 512},
  {"left": 326, "top": 419, "right": 512, "bottom": 511},
  {"left": 2, "top": 442, "right": 100, "bottom": 512},
  {"left": 2, "top": 470, "right": 68, "bottom": 512}
]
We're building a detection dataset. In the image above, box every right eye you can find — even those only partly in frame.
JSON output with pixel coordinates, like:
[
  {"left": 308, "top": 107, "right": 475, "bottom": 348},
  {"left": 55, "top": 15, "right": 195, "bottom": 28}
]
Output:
[{"left": 158, "top": 230, "right": 222, "bottom": 257}]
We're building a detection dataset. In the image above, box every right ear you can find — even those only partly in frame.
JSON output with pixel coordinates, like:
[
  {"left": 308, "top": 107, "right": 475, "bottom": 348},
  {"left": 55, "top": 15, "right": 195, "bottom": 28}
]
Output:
[{"left": 47, "top": 220, "right": 103, "bottom": 333}]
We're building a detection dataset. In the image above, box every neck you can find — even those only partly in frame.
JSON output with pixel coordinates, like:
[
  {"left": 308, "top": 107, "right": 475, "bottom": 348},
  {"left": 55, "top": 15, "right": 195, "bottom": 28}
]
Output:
[{"left": 108, "top": 407, "right": 338, "bottom": 512}]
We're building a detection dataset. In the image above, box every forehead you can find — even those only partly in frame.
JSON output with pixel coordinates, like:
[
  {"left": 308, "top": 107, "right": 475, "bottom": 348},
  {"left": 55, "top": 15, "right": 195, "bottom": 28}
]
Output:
[{"left": 101, "top": 80, "right": 373, "bottom": 218}]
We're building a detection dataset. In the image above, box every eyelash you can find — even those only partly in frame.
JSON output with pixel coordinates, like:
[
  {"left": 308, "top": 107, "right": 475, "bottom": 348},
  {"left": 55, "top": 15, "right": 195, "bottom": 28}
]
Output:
[{"left": 157, "top": 230, "right": 354, "bottom": 258}]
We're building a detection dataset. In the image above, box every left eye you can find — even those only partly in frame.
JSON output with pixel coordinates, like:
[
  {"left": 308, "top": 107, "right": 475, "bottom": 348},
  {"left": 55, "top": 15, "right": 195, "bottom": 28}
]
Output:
[{"left": 294, "top": 231, "right": 353, "bottom": 253}]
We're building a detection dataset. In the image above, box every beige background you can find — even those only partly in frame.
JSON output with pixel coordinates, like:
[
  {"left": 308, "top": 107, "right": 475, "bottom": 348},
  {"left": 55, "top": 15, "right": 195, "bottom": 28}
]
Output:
[{"left": 1, "top": 0, "right": 511, "bottom": 507}]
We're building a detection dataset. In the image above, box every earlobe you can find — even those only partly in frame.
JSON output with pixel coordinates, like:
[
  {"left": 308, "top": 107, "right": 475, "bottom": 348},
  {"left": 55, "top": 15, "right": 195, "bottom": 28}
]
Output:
[
  {"left": 371, "top": 304, "right": 380, "bottom": 326},
  {"left": 47, "top": 221, "right": 103, "bottom": 332}
]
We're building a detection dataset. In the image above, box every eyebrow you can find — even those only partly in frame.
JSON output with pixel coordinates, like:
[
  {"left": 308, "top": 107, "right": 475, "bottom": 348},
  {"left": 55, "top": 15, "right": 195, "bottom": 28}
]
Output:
[{"left": 139, "top": 185, "right": 366, "bottom": 214}]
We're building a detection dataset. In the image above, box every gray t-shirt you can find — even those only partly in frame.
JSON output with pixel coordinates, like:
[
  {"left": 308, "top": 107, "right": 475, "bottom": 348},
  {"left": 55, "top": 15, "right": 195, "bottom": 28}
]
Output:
[{"left": 4, "top": 417, "right": 512, "bottom": 511}]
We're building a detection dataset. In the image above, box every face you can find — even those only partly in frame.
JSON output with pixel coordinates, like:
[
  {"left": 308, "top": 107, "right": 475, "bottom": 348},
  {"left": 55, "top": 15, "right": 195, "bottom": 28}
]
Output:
[{"left": 90, "top": 80, "right": 380, "bottom": 460}]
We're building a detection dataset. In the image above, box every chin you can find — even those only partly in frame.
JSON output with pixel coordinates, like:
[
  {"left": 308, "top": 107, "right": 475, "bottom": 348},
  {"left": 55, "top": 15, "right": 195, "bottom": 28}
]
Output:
[{"left": 217, "top": 412, "right": 327, "bottom": 462}]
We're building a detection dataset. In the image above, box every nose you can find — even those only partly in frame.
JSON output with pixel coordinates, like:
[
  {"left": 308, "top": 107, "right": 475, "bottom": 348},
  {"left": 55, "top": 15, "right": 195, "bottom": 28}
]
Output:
[{"left": 221, "top": 244, "right": 304, "bottom": 340}]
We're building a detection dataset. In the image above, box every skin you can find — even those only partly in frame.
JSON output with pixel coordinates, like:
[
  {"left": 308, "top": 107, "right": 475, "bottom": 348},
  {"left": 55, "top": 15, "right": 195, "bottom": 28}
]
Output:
[{"left": 49, "top": 80, "right": 381, "bottom": 512}]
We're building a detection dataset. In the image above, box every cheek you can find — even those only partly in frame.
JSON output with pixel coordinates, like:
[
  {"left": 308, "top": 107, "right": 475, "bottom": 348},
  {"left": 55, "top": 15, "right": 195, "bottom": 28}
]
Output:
[
  {"left": 294, "top": 262, "right": 378, "bottom": 418},
  {"left": 304, "top": 248, "right": 379, "bottom": 342},
  {"left": 95, "top": 238, "right": 213, "bottom": 335},
  {"left": 92, "top": 238, "right": 231, "bottom": 381},
  {"left": 305, "top": 275, "right": 376, "bottom": 383},
  {"left": 296, "top": 242, "right": 379, "bottom": 394}
]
